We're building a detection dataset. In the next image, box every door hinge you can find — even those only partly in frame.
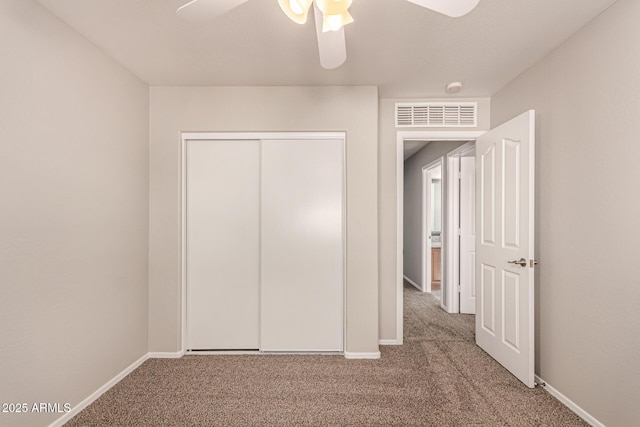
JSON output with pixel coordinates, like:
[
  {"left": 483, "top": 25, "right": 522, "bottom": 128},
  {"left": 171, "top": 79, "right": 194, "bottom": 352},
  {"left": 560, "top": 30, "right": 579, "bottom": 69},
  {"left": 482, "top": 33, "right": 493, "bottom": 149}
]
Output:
[
  {"left": 457, "top": 172, "right": 462, "bottom": 180},
  {"left": 457, "top": 228, "right": 462, "bottom": 236},
  {"left": 530, "top": 259, "right": 539, "bottom": 268},
  {"left": 457, "top": 285, "right": 461, "bottom": 293}
]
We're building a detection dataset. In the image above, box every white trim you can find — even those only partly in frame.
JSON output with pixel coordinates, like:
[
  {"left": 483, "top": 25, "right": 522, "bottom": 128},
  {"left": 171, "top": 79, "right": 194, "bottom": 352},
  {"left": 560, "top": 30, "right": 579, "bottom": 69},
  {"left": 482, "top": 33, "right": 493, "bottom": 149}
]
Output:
[
  {"left": 49, "top": 354, "right": 149, "bottom": 427},
  {"left": 399, "top": 131, "right": 485, "bottom": 141},
  {"left": 535, "top": 375, "right": 605, "bottom": 427},
  {"left": 344, "top": 352, "right": 381, "bottom": 359},
  {"left": 182, "top": 350, "right": 344, "bottom": 356},
  {"left": 403, "top": 275, "right": 421, "bottom": 291},
  {"left": 181, "top": 137, "right": 187, "bottom": 353},
  {"left": 448, "top": 141, "right": 476, "bottom": 158},
  {"left": 378, "top": 339, "right": 399, "bottom": 345},
  {"left": 181, "top": 131, "right": 346, "bottom": 141},
  {"left": 262, "top": 351, "right": 344, "bottom": 355},
  {"left": 186, "top": 350, "right": 261, "bottom": 355},
  {"left": 445, "top": 155, "right": 460, "bottom": 314},
  {"left": 444, "top": 141, "right": 476, "bottom": 314},
  {"left": 396, "top": 135, "right": 404, "bottom": 345},
  {"left": 396, "top": 131, "right": 485, "bottom": 343},
  {"left": 341, "top": 137, "right": 347, "bottom": 355},
  {"left": 421, "top": 165, "right": 430, "bottom": 293},
  {"left": 181, "top": 132, "right": 347, "bottom": 353},
  {"left": 259, "top": 141, "right": 263, "bottom": 352},
  {"left": 149, "top": 351, "right": 185, "bottom": 359}
]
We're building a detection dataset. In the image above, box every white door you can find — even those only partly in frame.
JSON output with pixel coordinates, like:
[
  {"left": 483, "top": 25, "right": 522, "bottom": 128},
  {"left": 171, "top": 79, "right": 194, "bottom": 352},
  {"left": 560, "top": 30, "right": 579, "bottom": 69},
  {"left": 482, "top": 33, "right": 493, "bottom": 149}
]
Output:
[
  {"left": 476, "top": 110, "right": 535, "bottom": 387},
  {"left": 186, "top": 140, "right": 260, "bottom": 350},
  {"left": 260, "top": 139, "right": 344, "bottom": 352},
  {"left": 460, "top": 156, "right": 476, "bottom": 314}
]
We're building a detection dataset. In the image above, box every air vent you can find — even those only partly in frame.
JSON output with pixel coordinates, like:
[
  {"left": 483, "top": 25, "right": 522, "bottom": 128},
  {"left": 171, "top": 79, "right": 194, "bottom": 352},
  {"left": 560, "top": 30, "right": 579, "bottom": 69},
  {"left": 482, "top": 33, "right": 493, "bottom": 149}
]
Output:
[{"left": 395, "top": 102, "right": 477, "bottom": 128}]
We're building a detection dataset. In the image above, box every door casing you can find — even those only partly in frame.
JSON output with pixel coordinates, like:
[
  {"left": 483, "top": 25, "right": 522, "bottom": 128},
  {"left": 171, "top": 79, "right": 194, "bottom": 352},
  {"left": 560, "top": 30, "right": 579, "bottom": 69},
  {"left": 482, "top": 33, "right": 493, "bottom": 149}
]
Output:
[
  {"left": 443, "top": 141, "right": 476, "bottom": 314},
  {"left": 396, "top": 131, "right": 485, "bottom": 344}
]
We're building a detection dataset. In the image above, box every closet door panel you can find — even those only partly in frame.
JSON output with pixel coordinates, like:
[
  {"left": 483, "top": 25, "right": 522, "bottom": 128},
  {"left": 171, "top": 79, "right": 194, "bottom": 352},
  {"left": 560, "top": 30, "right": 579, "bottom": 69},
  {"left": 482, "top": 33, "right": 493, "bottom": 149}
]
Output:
[
  {"left": 261, "top": 139, "right": 344, "bottom": 352},
  {"left": 186, "top": 140, "right": 260, "bottom": 350}
]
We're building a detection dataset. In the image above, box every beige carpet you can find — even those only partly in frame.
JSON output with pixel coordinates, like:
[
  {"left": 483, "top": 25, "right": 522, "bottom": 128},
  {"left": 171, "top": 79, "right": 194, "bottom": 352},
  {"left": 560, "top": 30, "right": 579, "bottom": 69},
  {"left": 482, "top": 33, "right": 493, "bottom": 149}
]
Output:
[{"left": 65, "top": 284, "right": 586, "bottom": 426}]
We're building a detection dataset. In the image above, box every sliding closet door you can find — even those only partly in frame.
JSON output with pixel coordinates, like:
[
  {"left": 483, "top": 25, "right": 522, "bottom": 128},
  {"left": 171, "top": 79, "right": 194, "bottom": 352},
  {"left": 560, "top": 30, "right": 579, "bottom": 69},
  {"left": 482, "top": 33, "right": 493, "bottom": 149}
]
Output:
[
  {"left": 186, "top": 140, "right": 260, "bottom": 350},
  {"left": 261, "top": 139, "right": 344, "bottom": 352}
]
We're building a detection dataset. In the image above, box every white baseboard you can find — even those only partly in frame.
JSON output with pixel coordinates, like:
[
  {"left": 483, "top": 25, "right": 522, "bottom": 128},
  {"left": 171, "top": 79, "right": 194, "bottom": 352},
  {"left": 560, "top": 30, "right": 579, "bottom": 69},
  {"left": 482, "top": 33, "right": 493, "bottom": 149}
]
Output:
[
  {"left": 344, "top": 351, "right": 381, "bottom": 359},
  {"left": 535, "top": 375, "right": 604, "bottom": 427},
  {"left": 403, "top": 275, "right": 422, "bottom": 291},
  {"left": 379, "top": 339, "right": 400, "bottom": 345},
  {"left": 184, "top": 350, "right": 260, "bottom": 355},
  {"left": 50, "top": 353, "right": 149, "bottom": 427},
  {"left": 148, "top": 351, "right": 185, "bottom": 358}
]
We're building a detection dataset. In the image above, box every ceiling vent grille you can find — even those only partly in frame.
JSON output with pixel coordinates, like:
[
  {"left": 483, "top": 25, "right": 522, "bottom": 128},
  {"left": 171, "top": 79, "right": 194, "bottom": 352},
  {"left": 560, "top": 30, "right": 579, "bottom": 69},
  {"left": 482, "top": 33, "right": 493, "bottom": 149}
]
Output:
[{"left": 395, "top": 102, "right": 477, "bottom": 128}]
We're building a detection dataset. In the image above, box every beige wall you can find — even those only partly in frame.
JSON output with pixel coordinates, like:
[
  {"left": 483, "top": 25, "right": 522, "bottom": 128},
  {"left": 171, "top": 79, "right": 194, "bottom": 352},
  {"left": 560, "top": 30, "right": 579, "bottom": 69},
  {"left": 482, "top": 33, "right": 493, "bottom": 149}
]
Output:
[
  {"left": 149, "top": 86, "right": 379, "bottom": 354},
  {"left": 0, "top": 1, "right": 150, "bottom": 426},
  {"left": 491, "top": 0, "right": 640, "bottom": 424},
  {"left": 378, "top": 98, "right": 489, "bottom": 341}
]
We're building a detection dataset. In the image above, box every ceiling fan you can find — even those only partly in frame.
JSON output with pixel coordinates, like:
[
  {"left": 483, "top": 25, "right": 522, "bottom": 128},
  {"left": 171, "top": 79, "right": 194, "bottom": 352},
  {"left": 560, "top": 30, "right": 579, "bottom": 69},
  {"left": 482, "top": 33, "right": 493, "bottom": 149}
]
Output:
[{"left": 177, "top": 0, "right": 480, "bottom": 69}]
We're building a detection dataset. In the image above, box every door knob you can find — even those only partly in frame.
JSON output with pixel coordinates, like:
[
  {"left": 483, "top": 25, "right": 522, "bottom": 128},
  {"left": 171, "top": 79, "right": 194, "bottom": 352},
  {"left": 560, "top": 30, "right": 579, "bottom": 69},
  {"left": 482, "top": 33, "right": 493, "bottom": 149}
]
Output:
[{"left": 508, "top": 258, "right": 527, "bottom": 267}]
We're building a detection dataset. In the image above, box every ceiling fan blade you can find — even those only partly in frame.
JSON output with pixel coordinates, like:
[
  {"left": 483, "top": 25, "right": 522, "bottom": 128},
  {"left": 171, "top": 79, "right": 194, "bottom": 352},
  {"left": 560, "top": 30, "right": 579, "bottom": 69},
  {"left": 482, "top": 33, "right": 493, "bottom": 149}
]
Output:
[
  {"left": 314, "top": 4, "right": 347, "bottom": 70},
  {"left": 177, "top": 0, "right": 249, "bottom": 21},
  {"left": 404, "top": 0, "right": 480, "bottom": 18}
]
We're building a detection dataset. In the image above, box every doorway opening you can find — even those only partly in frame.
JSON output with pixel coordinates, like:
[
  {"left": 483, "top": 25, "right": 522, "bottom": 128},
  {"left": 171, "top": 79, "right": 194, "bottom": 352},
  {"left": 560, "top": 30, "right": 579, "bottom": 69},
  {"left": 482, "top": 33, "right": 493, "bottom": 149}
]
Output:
[
  {"left": 396, "top": 111, "right": 537, "bottom": 388},
  {"left": 396, "top": 131, "right": 484, "bottom": 344},
  {"left": 404, "top": 143, "right": 473, "bottom": 310}
]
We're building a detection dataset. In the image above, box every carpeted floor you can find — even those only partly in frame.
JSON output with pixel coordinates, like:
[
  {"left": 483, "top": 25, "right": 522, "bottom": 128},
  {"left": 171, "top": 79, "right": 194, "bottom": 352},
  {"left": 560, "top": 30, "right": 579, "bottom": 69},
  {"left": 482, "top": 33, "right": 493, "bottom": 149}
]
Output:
[{"left": 66, "top": 283, "right": 586, "bottom": 426}]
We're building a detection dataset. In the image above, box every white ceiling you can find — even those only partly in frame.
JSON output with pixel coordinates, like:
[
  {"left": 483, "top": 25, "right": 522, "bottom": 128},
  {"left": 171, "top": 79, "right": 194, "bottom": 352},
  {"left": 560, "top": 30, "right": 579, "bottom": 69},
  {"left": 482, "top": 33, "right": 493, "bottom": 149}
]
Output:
[{"left": 34, "top": 0, "right": 617, "bottom": 98}]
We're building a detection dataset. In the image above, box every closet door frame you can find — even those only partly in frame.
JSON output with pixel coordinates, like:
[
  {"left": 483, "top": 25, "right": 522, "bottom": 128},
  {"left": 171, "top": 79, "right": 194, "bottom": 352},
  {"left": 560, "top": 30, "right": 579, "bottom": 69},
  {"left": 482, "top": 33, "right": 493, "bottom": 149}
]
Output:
[{"left": 180, "top": 132, "right": 346, "bottom": 354}]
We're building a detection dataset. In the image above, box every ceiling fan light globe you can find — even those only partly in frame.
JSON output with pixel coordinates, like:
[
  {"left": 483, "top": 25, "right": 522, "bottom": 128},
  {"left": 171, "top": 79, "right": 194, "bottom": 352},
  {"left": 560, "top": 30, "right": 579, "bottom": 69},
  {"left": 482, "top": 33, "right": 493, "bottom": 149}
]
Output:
[
  {"left": 404, "top": 0, "right": 480, "bottom": 18},
  {"left": 278, "top": 0, "right": 312, "bottom": 24},
  {"left": 289, "top": 0, "right": 304, "bottom": 14},
  {"left": 322, "top": 10, "right": 354, "bottom": 32},
  {"left": 315, "top": 0, "right": 353, "bottom": 15}
]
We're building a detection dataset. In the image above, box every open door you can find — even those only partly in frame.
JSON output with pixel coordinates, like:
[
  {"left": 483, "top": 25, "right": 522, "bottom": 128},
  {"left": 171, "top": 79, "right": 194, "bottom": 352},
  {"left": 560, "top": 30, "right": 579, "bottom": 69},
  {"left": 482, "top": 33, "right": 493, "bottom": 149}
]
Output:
[{"left": 475, "top": 110, "right": 535, "bottom": 388}]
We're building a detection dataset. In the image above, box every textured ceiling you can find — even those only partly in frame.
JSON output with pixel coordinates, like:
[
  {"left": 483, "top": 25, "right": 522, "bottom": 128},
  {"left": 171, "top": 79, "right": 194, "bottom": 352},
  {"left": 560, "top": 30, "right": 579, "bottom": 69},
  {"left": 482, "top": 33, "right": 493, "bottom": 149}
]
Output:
[{"left": 34, "top": 0, "right": 617, "bottom": 97}]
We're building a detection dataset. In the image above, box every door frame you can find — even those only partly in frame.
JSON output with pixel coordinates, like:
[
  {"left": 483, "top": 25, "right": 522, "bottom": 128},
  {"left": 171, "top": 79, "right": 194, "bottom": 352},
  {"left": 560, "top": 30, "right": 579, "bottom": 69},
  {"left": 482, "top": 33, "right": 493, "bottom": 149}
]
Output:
[
  {"left": 421, "top": 158, "right": 443, "bottom": 294},
  {"left": 396, "top": 131, "right": 485, "bottom": 344},
  {"left": 443, "top": 141, "right": 476, "bottom": 313},
  {"left": 181, "top": 131, "right": 347, "bottom": 354}
]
